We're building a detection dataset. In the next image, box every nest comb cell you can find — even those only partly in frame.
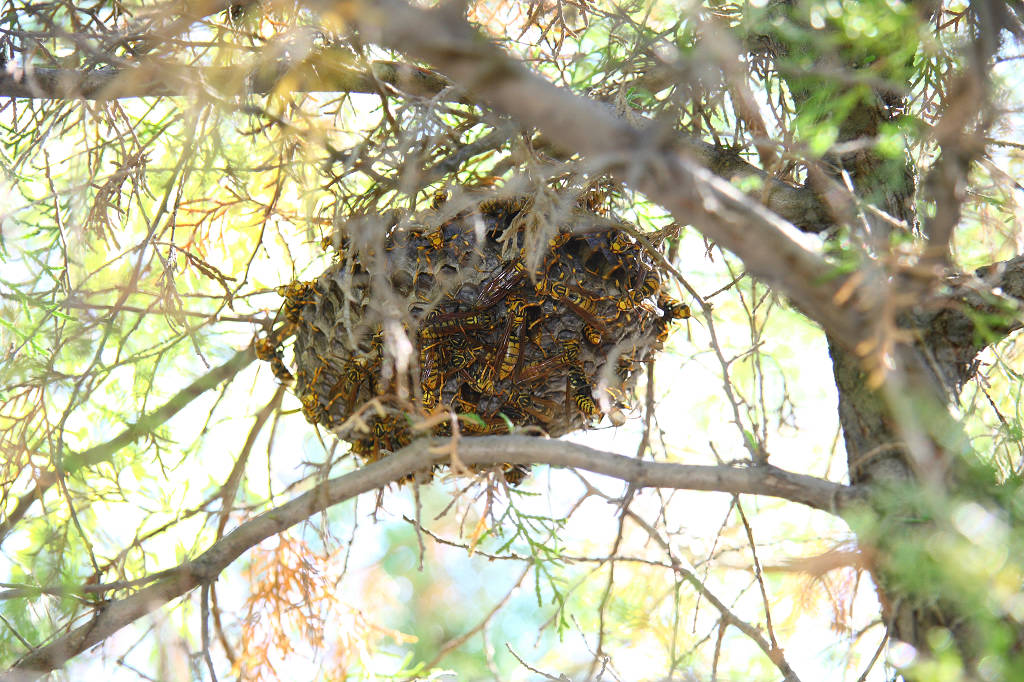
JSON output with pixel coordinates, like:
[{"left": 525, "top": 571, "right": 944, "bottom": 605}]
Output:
[{"left": 254, "top": 194, "right": 689, "bottom": 480}]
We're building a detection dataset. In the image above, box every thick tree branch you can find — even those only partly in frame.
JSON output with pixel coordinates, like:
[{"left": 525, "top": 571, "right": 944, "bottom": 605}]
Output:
[
  {"left": 322, "top": 0, "right": 876, "bottom": 352},
  {"left": 1, "top": 55, "right": 834, "bottom": 233},
  {"left": 8, "top": 435, "right": 856, "bottom": 676},
  {"left": 919, "top": 0, "right": 1008, "bottom": 263},
  {"left": 967, "top": 254, "right": 1024, "bottom": 339},
  {"left": 808, "top": 0, "right": 1017, "bottom": 664},
  {"left": 0, "top": 348, "right": 255, "bottom": 547},
  {"left": 0, "top": 53, "right": 453, "bottom": 101},
  {"left": 918, "top": 254, "right": 1024, "bottom": 391}
]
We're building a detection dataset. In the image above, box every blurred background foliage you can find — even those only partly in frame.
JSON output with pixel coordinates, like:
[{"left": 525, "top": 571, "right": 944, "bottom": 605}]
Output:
[{"left": 0, "top": 0, "right": 1022, "bottom": 679}]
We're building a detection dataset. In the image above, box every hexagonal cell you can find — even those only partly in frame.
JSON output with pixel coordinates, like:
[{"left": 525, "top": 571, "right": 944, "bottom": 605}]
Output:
[{"left": 258, "top": 195, "right": 689, "bottom": 481}]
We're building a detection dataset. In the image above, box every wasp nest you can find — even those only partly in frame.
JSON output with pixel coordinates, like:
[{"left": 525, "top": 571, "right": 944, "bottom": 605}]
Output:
[{"left": 255, "top": 195, "right": 689, "bottom": 480}]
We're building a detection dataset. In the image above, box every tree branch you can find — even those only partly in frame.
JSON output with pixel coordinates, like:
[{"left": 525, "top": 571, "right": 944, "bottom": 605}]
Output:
[
  {"left": 918, "top": 254, "right": 1024, "bottom": 391},
  {"left": 324, "top": 0, "right": 877, "bottom": 352},
  {"left": 1, "top": 52, "right": 835, "bottom": 233},
  {"left": 626, "top": 510, "right": 802, "bottom": 681},
  {"left": 0, "top": 52, "right": 454, "bottom": 101},
  {"left": 7, "top": 435, "right": 856, "bottom": 676},
  {"left": 0, "top": 348, "right": 255, "bottom": 547}
]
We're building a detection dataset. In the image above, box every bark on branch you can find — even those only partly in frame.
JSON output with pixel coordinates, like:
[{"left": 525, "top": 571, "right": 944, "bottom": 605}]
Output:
[
  {"left": 918, "top": 254, "right": 1024, "bottom": 392},
  {"left": 0, "top": 57, "right": 833, "bottom": 233},
  {"left": 0, "top": 53, "right": 454, "bottom": 102},
  {"left": 7, "top": 435, "right": 856, "bottom": 676},
  {"left": 320, "top": 0, "right": 876, "bottom": 351}
]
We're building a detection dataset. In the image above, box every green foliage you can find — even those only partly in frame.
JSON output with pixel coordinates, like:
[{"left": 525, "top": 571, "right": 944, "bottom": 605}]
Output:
[{"left": 0, "top": 0, "right": 1022, "bottom": 679}]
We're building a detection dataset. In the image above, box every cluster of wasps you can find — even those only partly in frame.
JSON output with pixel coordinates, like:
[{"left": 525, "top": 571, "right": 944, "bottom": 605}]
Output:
[{"left": 254, "top": 194, "right": 689, "bottom": 482}]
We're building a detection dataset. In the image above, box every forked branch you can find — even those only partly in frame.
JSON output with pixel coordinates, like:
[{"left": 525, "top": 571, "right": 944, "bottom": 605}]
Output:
[{"left": 8, "top": 435, "right": 856, "bottom": 677}]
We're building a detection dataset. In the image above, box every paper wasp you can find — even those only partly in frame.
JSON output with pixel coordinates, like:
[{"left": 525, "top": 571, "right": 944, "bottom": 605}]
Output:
[
  {"left": 614, "top": 272, "right": 661, "bottom": 312},
  {"left": 505, "top": 391, "right": 559, "bottom": 424},
  {"left": 374, "top": 414, "right": 412, "bottom": 450},
  {"left": 475, "top": 259, "right": 529, "bottom": 309},
  {"left": 431, "top": 189, "right": 449, "bottom": 210},
  {"left": 567, "top": 368, "right": 599, "bottom": 418},
  {"left": 615, "top": 350, "right": 642, "bottom": 380},
  {"left": 546, "top": 231, "right": 572, "bottom": 251},
  {"left": 659, "top": 295, "right": 691, "bottom": 321},
  {"left": 637, "top": 272, "right": 660, "bottom": 300},
  {"left": 653, "top": 294, "right": 691, "bottom": 348},
  {"left": 491, "top": 296, "right": 531, "bottom": 381},
  {"left": 254, "top": 336, "right": 294, "bottom": 383},
  {"left": 502, "top": 464, "right": 529, "bottom": 485},
  {"left": 300, "top": 390, "right": 330, "bottom": 425},
  {"left": 516, "top": 339, "right": 582, "bottom": 384},
  {"left": 351, "top": 414, "right": 413, "bottom": 462},
  {"left": 277, "top": 280, "right": 317, "bottom": 324},
  {"left": 467, "top": 350, "right": 498, "bottom": 394},
  {"left": 253, "top": 337, "right": 278, "bottom": 362},
  {"left": 535, "top": 280, "right": 611, "bottom": 337},
  {"left": 419, "top": 342, "right": 442, "bottom": 411},
  {"left": 474, "top": 227, "right": 576, "bottom": 310},
  {"left": 582, "top": 324, "right": 602, "bottom": 346},
  {"left": 326, "top": 358, "right": 372, "bottom": 417},
  {"left": 424, "top": 228, "right": 444, "bottom": 251},
  {"left": 419, "top": 308, "right": 499, "bottom": 341},
  {"left": 446, "top": 335, "right": 481, "bottom": 373}
]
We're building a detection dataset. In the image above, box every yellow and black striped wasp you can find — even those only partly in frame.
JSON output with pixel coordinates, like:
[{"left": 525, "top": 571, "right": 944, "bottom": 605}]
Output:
[
  {"left": 297, "top": 362, "right": 333, "bottom": 425},
  {"left": 516, "top": 339, "right": 582, "bottom": 384},
  {"left": 277, "top": 280, "right": 317, "bottom": 324},
  {"left": 446, "top": 335, "right": 481, "bottom": 373},
  {"left": 566, "top": 368, "right": 599, "bottom": 418},
  {"left": 504, "top": 390, "right": 560, "bottom": 425},
  {"left": 419, "top": 308, "right": 500, "bottom": 341},
  {"left": 254, "top": 336, "right": 294, "bottom": 383},
  {"left": 535, "top": 279, "right": 612, "bottom": 339},
  {"left": 614, "top": 271, "right": 661, "bottom": 313},
  {"left": 419, "top": 341, "right": 443, "bottom": 411},
  {"left": 653, "top": 294, "right": 691, "bottom": 348},
  {"left": 474, "top": 259, "right": 529, "bottom": 309},
  {"left": 491, "top": 296, "right": 532, "bottom": 381},
  {"left": 326, "top": 358, "right": 372, "bottom": 418}
]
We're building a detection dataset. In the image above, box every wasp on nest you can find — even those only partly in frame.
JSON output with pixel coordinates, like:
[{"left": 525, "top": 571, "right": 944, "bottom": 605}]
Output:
[{"left": 254, "top": 193, "right": 689, "bottom": 483}]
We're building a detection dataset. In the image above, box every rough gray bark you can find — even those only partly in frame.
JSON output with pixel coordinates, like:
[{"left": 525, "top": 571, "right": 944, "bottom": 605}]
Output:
[
  {"left": 831, "top": 254, "right": 1024, "bottom": 659},
  {"left": 797, "top": 0, "right": 1024, "bottom": 668}
]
